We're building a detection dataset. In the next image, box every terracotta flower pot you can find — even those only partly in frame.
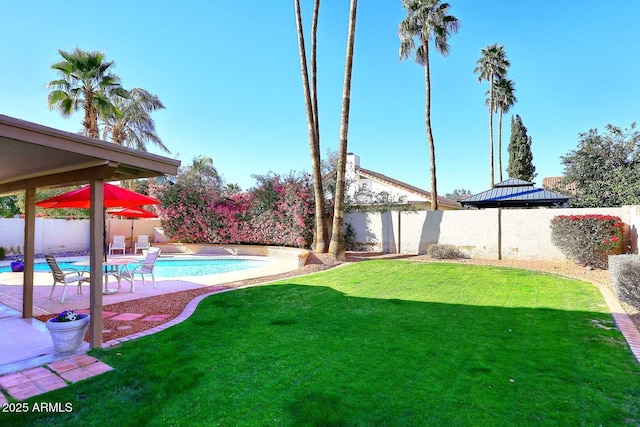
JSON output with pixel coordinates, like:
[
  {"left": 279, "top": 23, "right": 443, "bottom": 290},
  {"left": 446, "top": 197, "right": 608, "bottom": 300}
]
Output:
[{"left": 45, "top": 314, "right": 90, "bottom": 353}]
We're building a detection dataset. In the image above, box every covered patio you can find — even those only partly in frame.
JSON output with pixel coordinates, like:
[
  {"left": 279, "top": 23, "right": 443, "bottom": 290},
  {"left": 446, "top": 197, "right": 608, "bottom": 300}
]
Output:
[{"left": 0, "top": 114, "right": 180, "bottom": 353}]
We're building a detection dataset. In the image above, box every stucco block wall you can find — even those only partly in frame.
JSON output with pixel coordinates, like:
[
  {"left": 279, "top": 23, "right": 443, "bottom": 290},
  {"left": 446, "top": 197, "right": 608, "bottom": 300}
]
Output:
[
  {"left": 346, "top": 206, "right": 635, "bottom": 261},
  {"left": 0, "top": 218, "right": 161, "bottom": 256},
  {"left": 0, "top": 218, "right": 89, "bottom": 255}
]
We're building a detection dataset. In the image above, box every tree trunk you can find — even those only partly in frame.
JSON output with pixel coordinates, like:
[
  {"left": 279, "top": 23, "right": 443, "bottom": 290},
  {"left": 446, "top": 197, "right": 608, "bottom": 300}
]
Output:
[
  {"left": 328, "top": 0, "right": 358, "bottom": 260},
  {"left": 488, "top": 77, "right": 495, "bottom": 188},
  {"left": 311, "top": 0, "right": 321, "bottom": 151},
  {"left": 497, "top": 108, "right": 503, "bottom": 183},
  {"left": 294, "top": 0, "right": 327, "bottom": 253},
  {"left": 424, "top": 44, "right": 438, "bottom": 211}
]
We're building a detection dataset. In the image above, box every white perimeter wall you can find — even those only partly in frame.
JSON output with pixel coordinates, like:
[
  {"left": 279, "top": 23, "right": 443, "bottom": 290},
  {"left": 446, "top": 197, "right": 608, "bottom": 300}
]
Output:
[
  {"left": 0, "top": 218, "right": 161, "bottom": 255},
  {"left": 346, "top": 206, "right": 640, "bottom": 261}
]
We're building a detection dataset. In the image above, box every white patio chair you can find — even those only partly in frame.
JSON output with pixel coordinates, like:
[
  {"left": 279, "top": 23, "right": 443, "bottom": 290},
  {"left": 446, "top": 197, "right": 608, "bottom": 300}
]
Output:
[
  {"left": 108, "top": 235, "right": 126, "bottom": 255},
  {"left": 134, "top": 235, "right": 150, "bottom": 254},
  {"left": 119, "top": 247, "right": 161, "bottom": 292},
  {"left": 46, "top": 254, "right": 90, "bottom": 303}
]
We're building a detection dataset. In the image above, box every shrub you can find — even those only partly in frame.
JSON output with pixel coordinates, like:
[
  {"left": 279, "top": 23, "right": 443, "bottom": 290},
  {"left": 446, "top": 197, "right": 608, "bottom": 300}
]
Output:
[
  {"left": 426, "top": 244, "right": 469, "bottom": 260},
  {"left": 0, "top": 246, "right": 5, "bottom": 260},
  {"left": 550, "top": 214, "right": 623, "bottom": 269},
  {"left": 609, "top": 254, "right": 640, "bottom": 308},
  {"left": 150, "top": 172, "right": 314, "bottom": 248}
]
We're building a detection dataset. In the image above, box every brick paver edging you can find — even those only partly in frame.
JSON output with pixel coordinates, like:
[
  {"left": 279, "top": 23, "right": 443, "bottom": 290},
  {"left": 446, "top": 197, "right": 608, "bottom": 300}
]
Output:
[
  {"left": 595, "top": 283, "right": 640, "bottom": 363},
  {"left": 101, "top": 288, "right": 237, "bottom": 349}
]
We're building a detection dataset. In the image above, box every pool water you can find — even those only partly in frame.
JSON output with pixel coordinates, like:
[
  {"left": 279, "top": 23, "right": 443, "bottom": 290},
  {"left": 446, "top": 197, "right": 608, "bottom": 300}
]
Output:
[{"left": 0, "top": 257, "right": 268, "bottom": 277}]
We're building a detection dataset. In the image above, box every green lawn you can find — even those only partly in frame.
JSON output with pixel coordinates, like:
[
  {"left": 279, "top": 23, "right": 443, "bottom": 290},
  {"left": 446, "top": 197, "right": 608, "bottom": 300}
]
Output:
[{"left": 3, "top": 261, "right": 640, "bottom": 426}]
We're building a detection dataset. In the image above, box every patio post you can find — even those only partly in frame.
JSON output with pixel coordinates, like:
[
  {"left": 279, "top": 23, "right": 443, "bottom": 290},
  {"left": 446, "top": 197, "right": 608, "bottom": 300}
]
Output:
[
  {"left": 22, "top": 187, "right": 36, "bottom": 318},
  {"left": 89, "top": 180, "right": 105, "bottom": 348}
]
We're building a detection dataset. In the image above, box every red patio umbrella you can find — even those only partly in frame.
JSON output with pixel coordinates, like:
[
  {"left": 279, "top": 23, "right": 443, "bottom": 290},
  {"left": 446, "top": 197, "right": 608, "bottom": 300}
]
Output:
[
  {"left": 36, "top": 183, "right": 160, "bottom": 260},
  {"left": 106, "top": 207, "right": 158, "bottom": 253},
  {"left": 36, "top": 183, "right": 160, "bottom": 209}
]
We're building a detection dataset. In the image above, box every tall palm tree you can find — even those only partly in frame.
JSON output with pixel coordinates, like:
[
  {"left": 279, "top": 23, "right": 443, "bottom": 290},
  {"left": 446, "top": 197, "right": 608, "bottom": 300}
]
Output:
[
  {"left": 399, "top": 0, "right": 459, "bottom": 211},
  {"left": 328, "top": 0, "right": 358, "bottom": 260},
  {"left": 294, "top": 0, "right": 328, "bottom": 253},
  {"left": 46, "top": 48, "right": 127, "bottom": 139},
  {"left": 100, "top": 88, "right": 169, "bottom": 153},
  {"left": 491, "top": 78, "right": 517, "bottom": 182},
  {"left": 474, "top": 43, "right": 510, "bottom": 187}
]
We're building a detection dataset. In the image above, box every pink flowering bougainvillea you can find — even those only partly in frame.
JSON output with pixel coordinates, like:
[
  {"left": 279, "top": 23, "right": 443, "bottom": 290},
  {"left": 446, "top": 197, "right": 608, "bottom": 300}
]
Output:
[
  {"left": 550, "top": 214, "right": 624, "bottom": 269},
  {"left": 150, "top": 173, "right": 314, "bottom": 248}
]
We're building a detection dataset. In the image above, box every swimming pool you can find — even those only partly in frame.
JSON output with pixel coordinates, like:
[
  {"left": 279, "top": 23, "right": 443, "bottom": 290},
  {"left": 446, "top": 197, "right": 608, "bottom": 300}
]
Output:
[{"left": 0, "top": 257, "right": 269, "bottom": 278}]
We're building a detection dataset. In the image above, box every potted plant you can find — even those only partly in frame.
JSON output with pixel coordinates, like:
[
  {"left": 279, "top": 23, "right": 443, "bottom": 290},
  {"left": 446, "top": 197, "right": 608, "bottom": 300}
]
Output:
[
  {"left": 10, "top": 256, "right": 24, "bottom": 272},
  {"left": 45, "top": 310, "right": 90, "bottom": 353}
]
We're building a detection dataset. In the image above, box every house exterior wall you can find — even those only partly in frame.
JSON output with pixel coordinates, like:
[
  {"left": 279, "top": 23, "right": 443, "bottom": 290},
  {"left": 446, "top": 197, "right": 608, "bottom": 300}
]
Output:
[{"left": 346, "top": 206, "right": 636, "bottom": 261}]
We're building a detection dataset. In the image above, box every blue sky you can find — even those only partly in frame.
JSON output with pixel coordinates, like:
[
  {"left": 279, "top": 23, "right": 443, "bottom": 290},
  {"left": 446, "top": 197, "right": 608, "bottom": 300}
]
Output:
[{"left": 1, "top": 1, "right": 639, "bottom": 195}]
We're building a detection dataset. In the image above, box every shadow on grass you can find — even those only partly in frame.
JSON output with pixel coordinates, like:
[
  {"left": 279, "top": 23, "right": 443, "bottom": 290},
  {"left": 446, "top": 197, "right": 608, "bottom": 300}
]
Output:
[{"left": 3, "top": 283, "right": 640, "bottom": 427}]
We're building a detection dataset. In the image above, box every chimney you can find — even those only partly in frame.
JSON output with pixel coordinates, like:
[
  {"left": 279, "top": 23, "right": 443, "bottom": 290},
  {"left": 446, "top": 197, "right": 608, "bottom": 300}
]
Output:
[{"left": 346, "top": 153, "right": 359, "bottom": 182}]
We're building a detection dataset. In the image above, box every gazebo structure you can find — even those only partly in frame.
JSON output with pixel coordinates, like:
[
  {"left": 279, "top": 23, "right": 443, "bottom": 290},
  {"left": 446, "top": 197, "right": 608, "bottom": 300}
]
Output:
[
  {"left": 460, "top": 179, "right": 570, "bottom": 209},
  {"left": 0, "top": 114, "right": 180, "bottom": 348}
]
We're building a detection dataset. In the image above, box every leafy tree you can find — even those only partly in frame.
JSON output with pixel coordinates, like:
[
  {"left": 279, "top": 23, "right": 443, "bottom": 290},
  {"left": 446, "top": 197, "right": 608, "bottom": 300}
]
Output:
[
  {"left": 294, "top": 0, "right": 328, "bottom": 253},
  {"left": 329, "top": 0, "right": 358, "bottom": 260},
  {"left": 100, "top": 88, "right": 169, "bottom": 153},
  {"left": 399, "top": 0, "right": 460, "bottom": 210},
  {"left": 560, "top": 123, "right": 640, "bottom": 207},
  {"left": 46, "top": 48, "right": 127, "bottom": 138},
  {"left": 507, "top": 114, "right": 536, "bottom": 182},
  {"left": 444, "top": 188, "right": 472, "bottom": 201},
  {"left": 0, "top": 196, "right": 20, "bottom": 218},
  {"left": 491, "top": 78, "right": 516, "bottom": 182},
  {"left": 474, "top": 43, "right": 510, "bottom": 187}
]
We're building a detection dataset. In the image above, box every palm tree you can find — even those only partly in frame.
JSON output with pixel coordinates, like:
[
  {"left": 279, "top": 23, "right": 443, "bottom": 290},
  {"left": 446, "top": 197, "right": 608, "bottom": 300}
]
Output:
[
  {"left": 189, "top": 155, "right": 221, "bottom": 187},
  {"left": 474, "top": 43, "right": 510, "bottom": 187},
  {"left": 491, "top": 78, "right": 517, "bottom": 182},
  {"left": 328, "top": 0, "right": 358, "bottom": 260},
  {"left": 399, "top": 0, "right": 459, "bottom": 211},
  {"left": 294, "top": 0, "right": 328, "bottom": 253},
  {"left": 100, "top": 88, "right": 169, "bottom": 153},
  {"left": 46, "top": 48, "right": 127, "bottom": 139}
]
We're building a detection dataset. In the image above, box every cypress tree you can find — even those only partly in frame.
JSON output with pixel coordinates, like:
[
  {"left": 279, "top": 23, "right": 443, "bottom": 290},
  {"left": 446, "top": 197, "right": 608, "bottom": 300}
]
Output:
[{"left": 507, "top": 115, "right": 536, "bottom": 181}]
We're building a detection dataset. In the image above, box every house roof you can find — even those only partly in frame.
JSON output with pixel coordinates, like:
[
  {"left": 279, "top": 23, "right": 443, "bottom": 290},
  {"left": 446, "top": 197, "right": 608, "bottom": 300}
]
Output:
[
  {"left": 542, "top": 176, "right": 577, "bottom": 195},
  {"left": 0, "top": 114, "right": 180, "bottom": 194},
  {"left": 356, "top": 167, "right": 460, "bottom": 209},
  {"left": 460, "top": 179, "right": 570, "bottom": 208}
]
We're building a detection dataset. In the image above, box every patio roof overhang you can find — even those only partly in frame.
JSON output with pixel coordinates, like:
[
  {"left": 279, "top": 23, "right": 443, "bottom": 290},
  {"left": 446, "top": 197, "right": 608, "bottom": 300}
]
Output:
[
  {"left": 0, "top": 114, "right": 180, "bottom": 194},
  {"left": 0, "top": 114, "right": 180, "bottom": 349}
]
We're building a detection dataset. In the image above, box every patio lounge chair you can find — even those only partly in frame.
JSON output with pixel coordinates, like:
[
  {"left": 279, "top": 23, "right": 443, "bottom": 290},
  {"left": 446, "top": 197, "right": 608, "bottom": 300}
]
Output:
[
  {"left": 109, "top": 235, "right": 126, "bottom": 255},
  {"left": 134, "top": 235, "right": 150, "bottom": 254},
  {"left": 119, "top": 247, "right": 161, "bottom": 292},
  {"left": 46, "top": 254, "right": 90, "bottom": 303}
]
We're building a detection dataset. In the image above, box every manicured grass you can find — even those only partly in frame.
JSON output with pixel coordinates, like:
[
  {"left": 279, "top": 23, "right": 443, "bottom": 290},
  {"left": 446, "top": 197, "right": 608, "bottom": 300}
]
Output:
[{"left": 3, "top": 261, "right": 640, "bottom": 426}]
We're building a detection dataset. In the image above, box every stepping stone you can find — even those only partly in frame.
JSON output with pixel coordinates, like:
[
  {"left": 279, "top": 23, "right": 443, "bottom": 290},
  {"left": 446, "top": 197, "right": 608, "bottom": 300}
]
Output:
[
  {"left": 21, "top": 367, "right": 52, "bottom": 381},
  {"left": 116, "top": 325, "right": 132, "bottom": 331},
  {"left": 140, "top": 314, "right": 171, "bottom": 322},
  {"left": 48, "top": 359, "right": 79, "bottom": 374},
  {"left": 110, "top": 313, "right": 144, "bottom": 321},
  {"left": 6, "top": 381, "right": 42, "bottom": 400}
]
